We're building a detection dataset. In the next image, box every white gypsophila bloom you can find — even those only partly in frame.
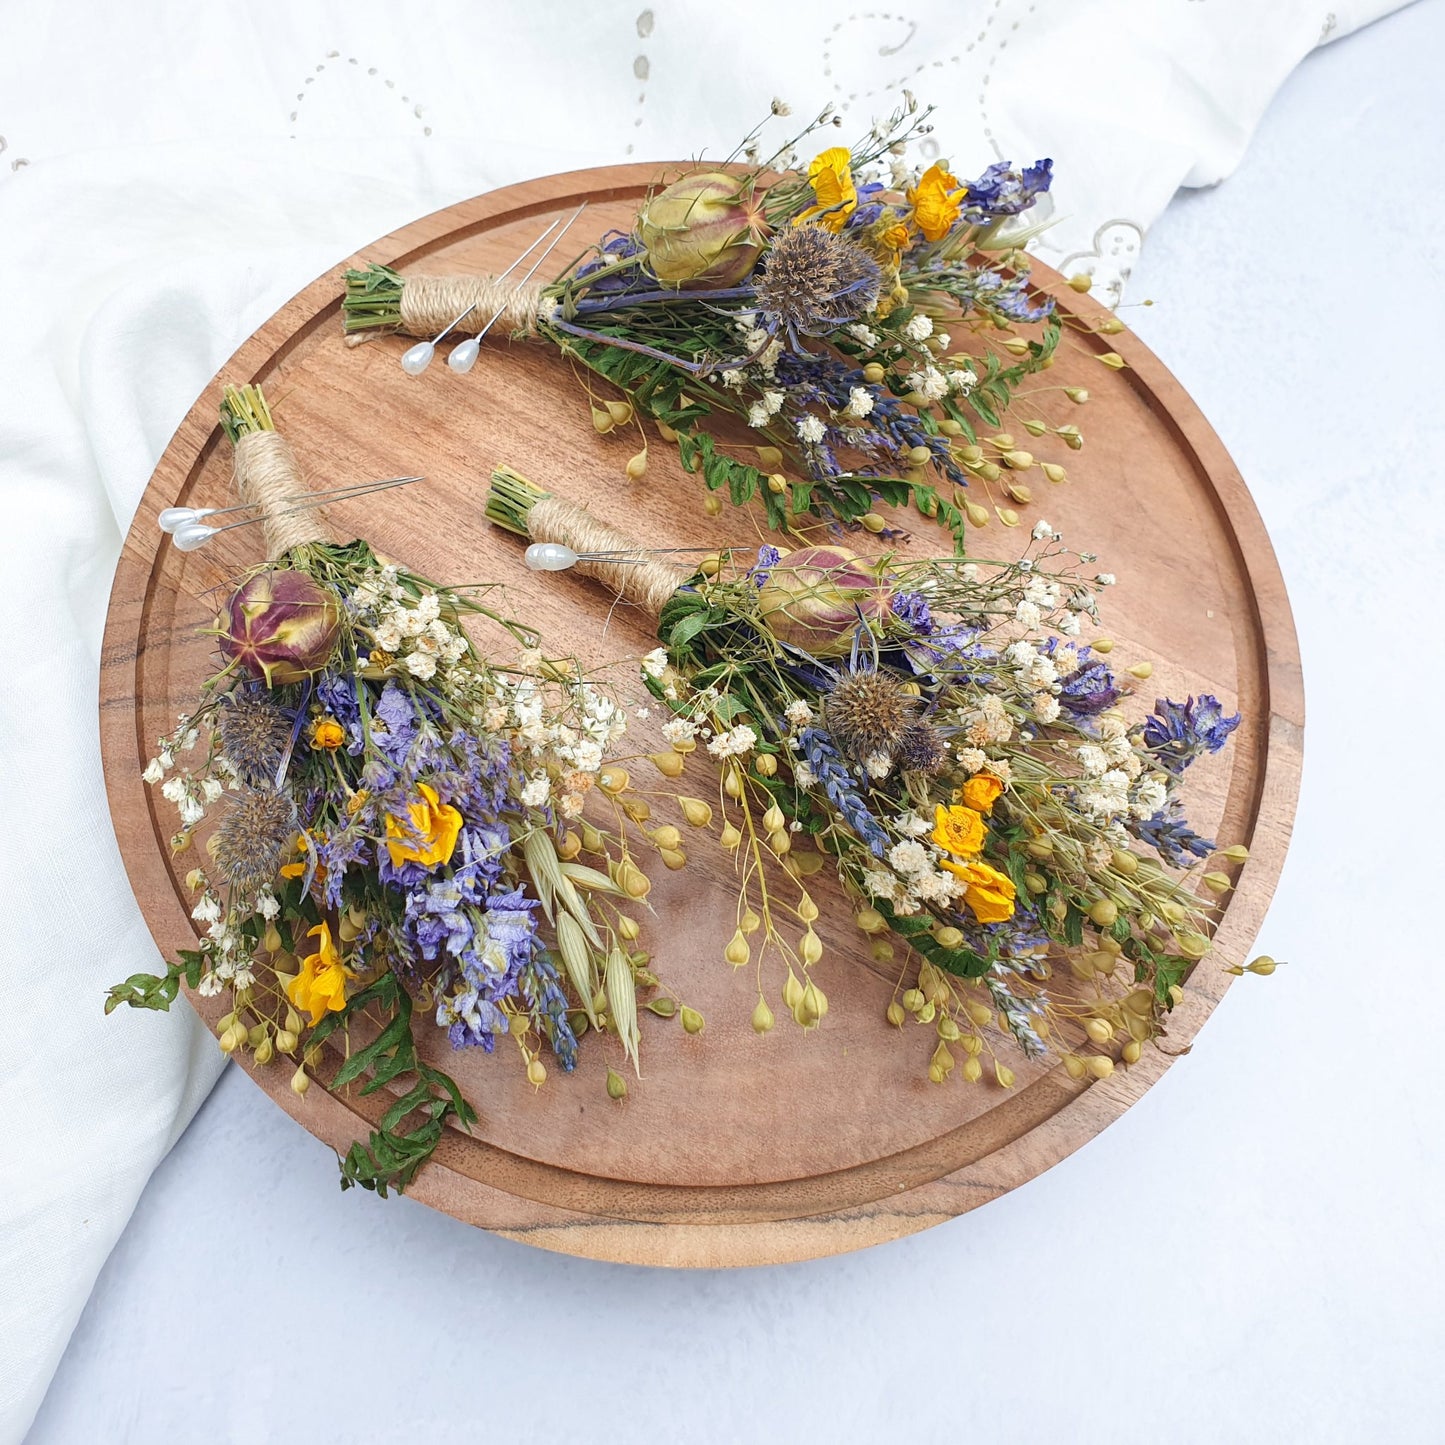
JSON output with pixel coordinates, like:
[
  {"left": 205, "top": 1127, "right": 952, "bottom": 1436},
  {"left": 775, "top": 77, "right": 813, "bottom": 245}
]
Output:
[
  {"left": 373, "top": 621, "right": 403, "bottom": 653},
  {"left": 796, "top": 414, "right": 826, "bottom": 444},
  {"left": 178, "top": 796, "right": 205, "bottom": 827},
  {"left": 158, "top": 746, "right": 175, "bottom": 768},
  {"left": 707, "top": 724, "right": 758, "bottom": 759},
  {"left": 987, "top": 757, "right": 1013, "bottom": 785},
  {"left": 784, "top": 699, "right": 815, "bottom": 728},
  {"left": 955, "top": 746, "right": 987, "bottom": 774},
  {"left": 721, "top": 370, "right": 743, "bottom": 390},
  {"left": 959, "top": 562, "right": 979, "bottom": 583},
  {"left": 1077, "top": 743, "right": 1109, "bottom": 776},
  {"left": 1031, "top": 520, "right": 1055, "bottom": 541},
  {"left": 427, "top": 619, "right": 453, "bottom": 646},
  {"left": 747, "top": 400, "right": 773, "bottom": 429},
  {"left": 1098, "top": 713, "right": 1128, "bottom": 741},
  {"left": 935, "top": 331, "right": 951, "bottom": 350},
  {"left": 232, "top": 965, "right": 256, "bottom": 991},
  {"left": 1026, "top": 655, "right": 1058, "bottom": 689},
  {"left": 1004, "top": 640, "right": 1037, "bottom": 669},
  {"left": 201, "top": 778, "right": 224, "bottom": 804},
  {"left": 196, "top": 971, "right": 222, "bottom": 998},
  {"left": 1034, "top": 694, "right": 1061, "bottom": 724},
  {"left": 160, "top": 777, "right": 186, "bottom": 803},
  {"left": 887, "top": 840, "right": 931, "bottom": 876},
  {"left": 142, "top": 758, "right": 165, "bottom": 785},
  {"left": 405, "top": 651, "right": 437, "bottom": 681},
  {"left": 844, "top": 386, "right": 875, "bottom": 419},
  {"left": 662, "top": 717, "right": 698, "bottom": 745},
  {"left": 847, "top": 323, "right": 880, "bottom": 348},
  {"left": 1131, "top": 775, "right": 1168, "bottom": 818},
  {"left": 899, "top": 812, "right": 933, "bottom": 838},
  {"left": 642, "top": 647, "right": 669, "bottom": 679},
  {"left": 759, "top": 339, "right": 782, "bottom": 375},
  {"left": 793, "top": 762, "right": 818, "bottom": 789},
  {"left": 1087, "top": 837, "right": 1115, "bottom": 869},
  {"left": 1015, "top": 600, "right": 1042, "bottom": 628},
  {"left": 635, "top": 706, "right": 650, "bottom": 720},
  {"left": 483, "top": 704, "right": 508, "bottom": 732},
  {"left": 441, "top": 636, "right": 468, "bottom": 665},
  {"left": 908, "top": 868, "right": 959, "bottom": 905},
  {"left": 521, "top": 774, "right": 551, "bottom": 807},
  {"left": 863, "top": 867, "right": 900, "bottom": 902},
  {"left": 558, "top": 792, "right": 585, "bottom": 819},
  {"left": 915, "top": 366, "right": 948, "bottom": 402},
  {"left": 1095, "top": 573, "right": 1116, "bottom": 587},
  {"left": 1102, "top": 733, "right": 1134, "bottom": 765},
  {"left": 948, "top": 366, "right": 979, "bottom": 395},
  {"left": 400, "top": 608, "right": 428, "bottom": 640},
  {"left": 864, "top": 751, "right": 892, "bottom": 779},
  {"left": 415, "top": 593, "right": 441, "bottom": 624},
  {"left": 902, "top": 313, "right": 934, "bottom": 342},
  {"left": 257, "top": 890, "right": 280, "bottom": 921},
  {"left": 180, "top": 730, "right": 198, "bottom": 753},
  {"left": 352, "top": 581, "right": 381, "bottom": 611},
  {"left": 191, "top": 894, "right": 221, "bottom": 924},
  {"left": 1057, "top": 613, "right": 1082, "bottom": 637}
]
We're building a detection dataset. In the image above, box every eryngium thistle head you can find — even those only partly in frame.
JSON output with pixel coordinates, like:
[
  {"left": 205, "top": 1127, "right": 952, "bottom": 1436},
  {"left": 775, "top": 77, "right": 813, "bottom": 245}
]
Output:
[
  {"left": 211, "top": 787, "right": 297, "bottom": 892},
  {"left": 824, "top": 667, "right": 918, "bottom": 764},
  {"left": 896, "top": 720, "right": 947, "bottom": 774},
  {"left": 218, "top": 693, "right": 291, "bottom": 785},
  {"left": 754, "top": 225, "right": 881, "bottom": 337}
]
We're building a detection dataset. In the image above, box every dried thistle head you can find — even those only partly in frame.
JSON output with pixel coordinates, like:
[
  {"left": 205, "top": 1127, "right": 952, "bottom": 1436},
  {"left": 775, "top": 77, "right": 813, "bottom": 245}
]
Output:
[
  {"left": 896, "top": 720, "right": 947, "bottom": 774},
  {"left": 753, "top": 225, "right": 881, "bottom": 337},
  {"left": 824, "top": 667, "right": 918, "bottom": 764},
  {"left": 211, "top": 787, "right": 297, "bottom": 892},
  {"left": 218, "top": 693, "right": 291, "bottom": 785}
]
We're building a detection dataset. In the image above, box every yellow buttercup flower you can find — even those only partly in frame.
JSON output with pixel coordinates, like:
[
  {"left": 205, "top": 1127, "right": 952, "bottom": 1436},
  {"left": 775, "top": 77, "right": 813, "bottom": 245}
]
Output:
[
  {"left": 286, "top": 921, "right": 354, "bottom": 1026},
  {"left": 879, "top": 220, "right": 911, "bottom": 251},
  {"left": 310, "top": 717, "right": 345, "bottom": 750},
  {"left": 384, "top": 782, "right": 463, "bottom": 869},
  {"left": 907, "top": 162, "right": 965, "bottom": 242},
  {"left": 961, "top": 772, "right": 1004, "bottom": 814},
  {"left": 796, "top": 147, "right": 857, "bottom": 232},
  {"left": 932, "top": 803, "right": 986, "bottom": 858},
  {"left": 941, "top": 858, "right": 1017, "bottom": 924}
]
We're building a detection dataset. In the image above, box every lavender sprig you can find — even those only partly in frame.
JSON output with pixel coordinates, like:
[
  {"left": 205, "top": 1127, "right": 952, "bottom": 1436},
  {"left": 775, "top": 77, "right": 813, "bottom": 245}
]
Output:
[{"left": 798, "top": 727, "right": 889, "bottom": 858}]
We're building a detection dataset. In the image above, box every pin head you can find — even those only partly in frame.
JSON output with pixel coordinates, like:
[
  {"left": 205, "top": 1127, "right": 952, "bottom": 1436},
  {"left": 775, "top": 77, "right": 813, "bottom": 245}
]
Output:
[
  {"left": 173, "top": 522, "right": 218, "bottom": 552},
  {"left": 158, "top": 506, "right": 204, "bottom": 533},
  {"left": 524, "top": 542, "right": 580, "bottom": 572},
  {"left": 400, "top": 341, "right": 436, "bottom": 376},
  {"left": 447, "top": 338, "right": 481, "bottom": 374}
]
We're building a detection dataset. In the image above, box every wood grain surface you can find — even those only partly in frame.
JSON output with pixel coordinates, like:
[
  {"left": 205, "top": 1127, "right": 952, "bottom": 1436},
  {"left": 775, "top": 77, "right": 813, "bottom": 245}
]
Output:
[{"left": 98, "top": 164, "right": 1304, "bottom": 1267}]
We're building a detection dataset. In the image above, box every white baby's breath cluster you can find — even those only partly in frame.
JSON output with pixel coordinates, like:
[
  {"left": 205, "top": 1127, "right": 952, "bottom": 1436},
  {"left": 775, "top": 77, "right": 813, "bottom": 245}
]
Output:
[{"left": 350, "top": 572, "right": 469, "bottom": 684}]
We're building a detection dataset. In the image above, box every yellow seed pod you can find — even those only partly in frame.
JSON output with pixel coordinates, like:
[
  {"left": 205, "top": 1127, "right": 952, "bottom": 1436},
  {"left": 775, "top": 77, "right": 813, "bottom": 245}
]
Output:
[
  {"left": 304, "top": 1043, "right": 322, "bottom": 1069},
  {"left": 1002, "top": 336, "right": 1031, "bottom": 356},
  {"left": 756, "top": 445, "right": 784, "bottom": 468},
  {"left": 800, "top": 930, "right": 823, "bottom": 966},
  {"left": 581, "top": 823, "right": 605, "bottom": 853},
  {"left": 855, "top": 907, "right": 886, "bottom": 935},
  {"left": 766, "top": 473, "right": 787, "bottom": 495},
  {"left": 339, "top": 913, "right": 361, "bottom": 943},
  {"left": 1091, "top": 637, "right": 1114, "bottom": 654},
  {"left": 996, "top": 507, "right": 1020, "bottom": 527},
  {"left": 290, "top": 1066, "right": 310, "bottom": 1096},
  {"left": 902, "top": 391, "right": 926, "bottom": 408},
  {"left": 1203, "top": 871, "right": 1232, "bottom": 894},
  {"left": 995, "top": 1062, "right": 1016, "bottom": 1089},
  {"left": 917, "top": 1000, "right": 937, "bottom": 1024},
  {"left": 1086, "top": 1054, "right": 1115, "bottom": 1080},
  {"left": 1124, "top": 1010, "right": 1152, "bottom": 1043},
  {"left": 1057, "top": 424, "right": 1084, "bottom": 450},
  {"left": 1246, "top": 955, "right": 1278, "bottom": 976},
  {"left": 1127, "top": 661, "right": 1154, "bottom": 680},
  {"left": 753, "top": 753, "right": 778, "bottom": 779},
  {"left": 605, "top": 399, "right": 633, "bottom": 426},
  {"left": 625, "top": 450, "right": 648, "bottom": 481},
  {"left": 1067, "top": 272, "right": 1093, "bottom": 293},
  {"left": 905, "top": 444, "right": 930, "bottom": 467},
  {"left": 246, "top": 1023, "right": 267, "bottom": 1050},
  {"left": 1122, "top": 988, "right": 1154, "bottom": 1017},
  {"left": 591, "top": 406, "right": 615, "bottom": 434},
  {"left": 902, "top": 988, "right": 925, "bottom": 1013},
  {"left": 1023, "top": 418, "right": 1047, "bottom": 437},
  {"left": 216, "top": 1024, "right": 241, "bottom": 1055},
  {"left": 928, "top": 1062, "right": 947, "bottom": 1085},
  {"left": 765, "top": 829, "right": 789, "bottom": 857},
  {"left": 860, "top": 511, "right": 887, "bottom": 533},
  {"left": 931, "top": 1040, "right": 955, "bottom": 1073},
  {"left": 275, "top": 1028, "right": 299, "bottom": 1055},
  {"left": 598, "top": 766, "right": 629, "bottom": 796},
  {"left": 1088, "top": 897, "right": 1119, "bottom": 928},
  {"left": 961, "top": 1032, "right": 984, "bottom": 1057},
  {"left": 934, "top": 925, "right": 964, "bottom": 949},
  {"left": 939, "top": 418, "right": 964, "bottom": 437},
  {"left": 252, "top": 1035, "right": 274, "bottom": 1066},
  {"left": 734, "top": 908, "right": 759, "bottom": 937},
  {"left": 1110, "top": 849, "right": 1139, "bottom": 876},
  {"left": 963, "top": 500, "right": 990, "bottom": 528},
  {"left": 615, "top": 915, "right": 641, "bottom": 943},
  {"left": 703, "top": 494, "right": 723, "bottom": 517},
  {"left": 1092, "top": 951, "right": 1119, "bottom": 978},
  {"left": 724, "top": 930, "right": 751, "bottom": 967},
  {"left": 1221, "top": 844, "right": 1250, "bottom": 864},
  {"left": 1024, "top": 873, "right": 1048, "bottom": 894},
  {"left": 1069, "top": 954, "right": 1096, "bottom": 982},
  {"left": 1168, "top": 984, "right": 1185, "bottom": 1006},
  {"left": 650, "top": 824, "right": 681, "bottom": 850},
  {"left": 782, "top": 971, "right": 804, "bottom": 1013},
  {"left": 1002, "top": 450, "right": 1033, "bottom": 471},
  {"left": 1161, "top": 900, "right": 1187, "bottom": 926},
  {"left": 719, "top": 822, "right": 742, "bottom": 850},
  {"left": 650, "top": 750, "right": 685, "bottom": 778},
  {"left": 961, "top": 1055, "right": 983, "bottom": 1084},
  {"left": 681, "top": 1006, "right": 705, "bottom": 1035},
  {"left": 1121, "top": 1039, "right": 1143, "bottom": 1065},
  {"left": 1177, "top": 932, "right": 1210, "bottom": 960},
  {"left": 1025, "top": 838, "right": 1053, "bottom": 860},
  {"left": 659, "top": 847, "right": 687, "bottom": 871},
  {"left": 605, "top": 1067, "right": 628, "bottom": 1100},
  {"left": 862, "top": 362, "right": 886, "bottom": 383},
  {"left": 979, "top": 462, "right": 1003, "bottom": 482},
  {"left": 555, "top": 830, "right": 583, "bottom": 861},
  {"left": 1097, "top": 351, "right": 1126, "bottom": 370},
  {"left": 937, "top": 1015, "right": 961, "bottom": 1043},
  {"left": 527, "top": 1058, "right": 547, "bottom": 1087},
  {"left": 677, "top": 796, "right": 712, "bottom": 828},
  {"left": 751, "top": 996, "right": 775, "bottom": 1034},
  {"left": 965, "top": 1001, "right": 993, "bottom": 1029},
  {"left": 1063, "top": 1053, "right": 1086, "bottom": 1080},
  {"left": 620, "top": 863, "right": 652, "bottom": 899},
  {"left": 1097, "top": 316, "right": 1125, "bottom": 335},
  {"left": 655, "top": 420, "right": 679, "bottom": 442},
  {"left": 1084, "top": 1017, "right": 1114, "bottom": 1045},
  {"left": 792, "top": 896, "right": 818, "bottom": 926},
  {"left": 886, "top": 1000, "right": 906, "bottom": 1028},
  {"left": 802, "top": 981, "right": 828, "bottom": 1023},
  {"left": 723, "top": 769, "right": 742, "bottom": 800},
  {"left": 871, "top": 941, "right": 895, "bottom": 965},
  {"left": 185, "top": 867, "right": 206, "bottom": 892},
  {"left": 1041, "top": 462, "right": 1068, "bottom": 485},
  {"left": 1006, "top": 483, "right": 1033, "bottom": 506}
]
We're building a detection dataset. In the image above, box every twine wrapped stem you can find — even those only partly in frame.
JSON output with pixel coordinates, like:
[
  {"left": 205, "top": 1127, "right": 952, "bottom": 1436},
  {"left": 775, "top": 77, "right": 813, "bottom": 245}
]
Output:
[{"left": 397, "top": 274, "right": 545, "bottom": 340}]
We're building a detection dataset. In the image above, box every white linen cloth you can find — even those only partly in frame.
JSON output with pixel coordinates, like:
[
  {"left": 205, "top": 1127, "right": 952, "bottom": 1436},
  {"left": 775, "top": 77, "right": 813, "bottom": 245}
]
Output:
[{"left": 0, "top": 2, "right": 1410, "bottom": 1438}]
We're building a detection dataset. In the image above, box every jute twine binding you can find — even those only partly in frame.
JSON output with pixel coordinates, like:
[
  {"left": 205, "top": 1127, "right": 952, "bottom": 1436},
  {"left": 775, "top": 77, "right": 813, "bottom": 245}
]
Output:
[
  {"left": 232, "top": 431, "right": 333, "bottom": 561},
  {"left": 528, "top": 495, "right": 685, "bottom": 618},
  {"left": 398, "top": 274, "right": 546, "bottom": 340}
]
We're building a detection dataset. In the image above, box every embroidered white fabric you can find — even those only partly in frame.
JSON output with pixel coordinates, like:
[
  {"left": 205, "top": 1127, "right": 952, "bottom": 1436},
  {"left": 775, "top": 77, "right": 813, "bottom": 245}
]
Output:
[{"left": 0, "top": 1, "right": 1413, "bottom": 1438}]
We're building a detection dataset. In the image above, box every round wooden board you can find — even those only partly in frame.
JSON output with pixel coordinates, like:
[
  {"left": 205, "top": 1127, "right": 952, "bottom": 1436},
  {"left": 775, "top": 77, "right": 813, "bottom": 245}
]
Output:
[{"left": 100, "top": 164, "right": 1303, "bottom": 1267}]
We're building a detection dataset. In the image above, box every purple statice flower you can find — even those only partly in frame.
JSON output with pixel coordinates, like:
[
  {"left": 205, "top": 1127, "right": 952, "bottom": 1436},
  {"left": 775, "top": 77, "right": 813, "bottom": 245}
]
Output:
[
  {"left": 1042, "top": 640, "right": 1119, "bottom": 720},
  {"left": 1134, "top": 805, "right": 1215, "bottom": 867},
  {"left": 315, "top": 672, "right": 364, "bottom": 754},
  {"left": 970, "top": 268, "right": 1055, "bottom": 324},
  {"left": 961, "top": 159, "right": 1053, "bottom": 219},
  {"left": 1142, "top": 695, "right": 1241, "bottom": 772},
  {"left": 434, "top": 887, "right": 543, "bottom": 1052},
  {"left": 747, "top": 545, "right": 782, "bottom": 587},
  {"left": 891, "top": 590, "right": 934, "bottom": 636},
  {"left": 371, "top": 681, "right": 418, "bottom": 764},
  {"left": 318, "top": 828, "right": 372, "bottom": 910},
  {"left": 799, "top": 727, "right": 889, "bottom": 858}
]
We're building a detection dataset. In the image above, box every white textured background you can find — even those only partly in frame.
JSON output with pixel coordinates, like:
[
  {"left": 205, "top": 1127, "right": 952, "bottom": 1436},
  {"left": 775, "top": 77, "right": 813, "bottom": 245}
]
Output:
[{"left": 13, "top": 2, "right": 1444, "bottom": 1441}]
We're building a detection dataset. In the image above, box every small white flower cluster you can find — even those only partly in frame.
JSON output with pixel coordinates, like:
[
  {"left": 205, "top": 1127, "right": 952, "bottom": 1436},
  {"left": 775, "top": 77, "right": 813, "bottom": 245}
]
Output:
[
  {"left": 734, "top": 313, "right": 782, "bottom": 379},
  {"left": 707, "top": 724, "right": 758, "bottom": 759},
  {"left": 352, "top": 581, "right": 469, "bottom": 685},
  {"left": 846, "top": 323, "right": 880, "bottom": 349},
  {"left": 913, "top": 365, "right": 949, "bottom": 402},
  {"left": 862, "top": 814, "right": 967, "bottom": 915},
  {"left": 747, "top": 389, "right": 785, "bottom": 429},
  {"left": 947, "top": 365, "right": 978, "bottom": 396},
  {"left": 1069, "top": 714, "right": 1166, "bottom": 822},
  {"left": 958, "top": 694, "right": 1014, "bottom": 748},
  {"left": 902, "top": 313, "right": 934, "bottom": 343},
  {"left": 843, "top": 385, "right": 875, "bottom": 419},
  {"left": 190, "top": 890, "right": 256, "bottom": 992},
  {"left": 796, "top": 414, "right": 826, "bottom": 445}
]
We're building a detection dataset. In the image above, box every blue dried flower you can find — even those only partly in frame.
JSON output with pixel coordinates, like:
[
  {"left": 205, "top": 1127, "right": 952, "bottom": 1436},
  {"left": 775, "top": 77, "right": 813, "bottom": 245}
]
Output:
[
  {"left": 962, "top": 159, "right": 1053, "bottom": 218},
  {"left": 798, "top": 727, "right": 889, "bottom": 858},
  {"left": 1143, "top": 695, "right": 1241, "bottom": 772}
]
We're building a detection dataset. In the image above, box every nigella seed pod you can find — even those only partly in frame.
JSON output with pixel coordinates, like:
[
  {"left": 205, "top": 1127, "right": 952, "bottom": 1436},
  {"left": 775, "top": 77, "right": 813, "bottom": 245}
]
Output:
[
  {"left": 637, "top": 171, "right": 771, "bottom": 288},
  {"left": 216, "top": 569, "right": 341, "bottom": 686},
  {"left": 757, "top": 545, "right": 892, "bottom": 657}
]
